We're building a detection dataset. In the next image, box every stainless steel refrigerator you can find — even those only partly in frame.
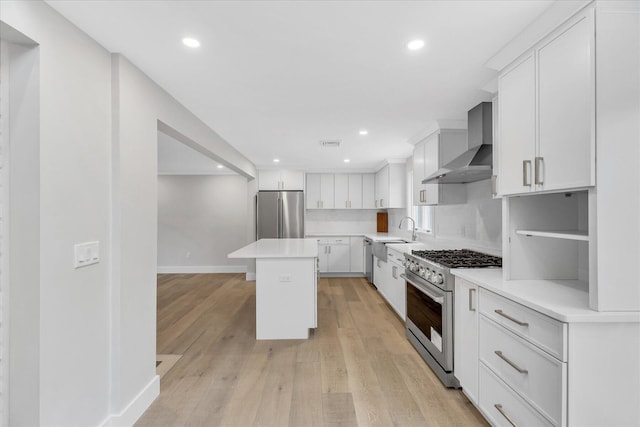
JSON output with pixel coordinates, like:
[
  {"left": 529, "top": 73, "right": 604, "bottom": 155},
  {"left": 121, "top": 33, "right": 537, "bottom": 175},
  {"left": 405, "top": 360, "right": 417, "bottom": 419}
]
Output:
[{"left": 256, "top": 191, "right": 304, "bottom": 239}]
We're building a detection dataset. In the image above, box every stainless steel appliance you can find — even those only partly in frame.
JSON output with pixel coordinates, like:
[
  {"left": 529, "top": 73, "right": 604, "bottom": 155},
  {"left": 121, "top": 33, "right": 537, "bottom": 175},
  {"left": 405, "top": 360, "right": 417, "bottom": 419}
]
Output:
[
  {"left": 256, "top": 191, "right": 304, "bottom": 239},
  {"left": 403, "top": 249, "right": 502, "bottom": 388},
  {"left": 364, "top": 238, "right": 373, "bottom": 284},
  {"left": 423, "top": 102, "right": 493, "bottom": 184}
]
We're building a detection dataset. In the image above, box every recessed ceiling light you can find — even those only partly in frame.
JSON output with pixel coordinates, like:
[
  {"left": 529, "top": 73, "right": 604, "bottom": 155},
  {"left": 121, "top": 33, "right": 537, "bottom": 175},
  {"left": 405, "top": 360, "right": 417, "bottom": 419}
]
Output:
[
  {"left": 273, "top": 158, "right": 280, "bottom": 163},
  {"left": 182, "top": 37, "right": 200, "bottom": 48},
  {"left": 359, "top": 130, "right": 368, "bottom": 135},
  {"left": 344, "top": 159, "right": 351, "bottom": 163},
  {"left": 217, "top": 164, "right": 224, "bottom": 169},
  {"left": 407, "top": 39, "right": 425, "bottom": 51}
]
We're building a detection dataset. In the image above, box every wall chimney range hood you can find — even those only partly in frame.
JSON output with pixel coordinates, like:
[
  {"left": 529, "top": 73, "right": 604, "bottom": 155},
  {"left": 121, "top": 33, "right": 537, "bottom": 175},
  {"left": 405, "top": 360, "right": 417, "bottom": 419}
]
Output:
[{"left": 423, "top": 102, "right": 493, "bottom": 184}]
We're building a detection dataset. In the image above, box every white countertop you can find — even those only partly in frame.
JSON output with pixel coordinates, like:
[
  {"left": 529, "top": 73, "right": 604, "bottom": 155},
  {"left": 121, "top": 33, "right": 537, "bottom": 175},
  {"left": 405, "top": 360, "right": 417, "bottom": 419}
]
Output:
[
  {"left": 452, "top": 268, "right": 640, "bottom": 323},
  {"left": 228, "top": 238, "right": 319, "bottom": 259},
  {"left": 306, "top": 233, "right": 366, "bottom": 237}
]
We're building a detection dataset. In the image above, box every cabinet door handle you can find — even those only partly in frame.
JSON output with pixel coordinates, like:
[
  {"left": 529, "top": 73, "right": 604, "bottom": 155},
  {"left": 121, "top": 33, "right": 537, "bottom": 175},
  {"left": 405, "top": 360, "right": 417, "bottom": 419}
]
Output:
[
  {"left": 522, "top": 160, "right": 532, "bottom": 187},
  {"left": 494, "top": 309, "right": 529, "bottom": 326},
  {"left": 494, "top": 350, "right": 528, "bottom": 374},
  {"left": 468, "top": 288, "right": 476, "bottom": 311},
  {"left": 491, "top": 175, "right": 497, "bottom": 197},
  {"left": 380, "top": 199, "right": 384, "bottom": 207},
  {"left": 494, "top": 404, "right": 518, "bottom": 427},
  {"left": 392, "top": 266, "right": 397, "bottom": 279},
  {"left": 535, "top": 156, "right": 544, "bottom": 185}
]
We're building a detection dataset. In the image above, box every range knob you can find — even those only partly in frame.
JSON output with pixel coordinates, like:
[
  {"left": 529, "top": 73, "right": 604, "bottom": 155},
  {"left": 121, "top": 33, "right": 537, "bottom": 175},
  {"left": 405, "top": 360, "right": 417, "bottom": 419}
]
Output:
[
  {"left": 409, "top": 261, "right": 418, "bottom": 272},
  {"left": 418, "top": 265, "right": 426, "bottom": 276},
  {"left": 436, "top": 274, "right": 445, "bottom": 285}
]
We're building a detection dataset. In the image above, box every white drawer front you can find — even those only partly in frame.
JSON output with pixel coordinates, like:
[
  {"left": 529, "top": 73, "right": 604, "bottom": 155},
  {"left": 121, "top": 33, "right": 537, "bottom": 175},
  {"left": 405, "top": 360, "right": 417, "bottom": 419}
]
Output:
[
  {"left": 479, "top": 316, "right": 566, "bottom": 426},
  {"left": 387, "top": 248, "right": 404, "bottom": 263},
  {"left": 479, "top": 363, "right": 554, "bottom": 427},
  {"left": 479, "top": 288, "right": 567, "bottom": 361}
]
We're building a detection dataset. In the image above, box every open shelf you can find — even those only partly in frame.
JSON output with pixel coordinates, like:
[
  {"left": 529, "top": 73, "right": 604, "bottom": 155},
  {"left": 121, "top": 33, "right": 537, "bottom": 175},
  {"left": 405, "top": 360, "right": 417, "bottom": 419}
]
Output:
[{"left": 515, "top": 229, "right": 589, "bottom": 241}]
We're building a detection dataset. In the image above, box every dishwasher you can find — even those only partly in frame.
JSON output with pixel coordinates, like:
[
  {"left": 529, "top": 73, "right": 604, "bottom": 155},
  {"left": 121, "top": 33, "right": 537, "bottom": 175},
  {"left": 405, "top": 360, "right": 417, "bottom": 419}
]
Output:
[{"left": 364, "top": 238, "right": 373, "bottom": 284}]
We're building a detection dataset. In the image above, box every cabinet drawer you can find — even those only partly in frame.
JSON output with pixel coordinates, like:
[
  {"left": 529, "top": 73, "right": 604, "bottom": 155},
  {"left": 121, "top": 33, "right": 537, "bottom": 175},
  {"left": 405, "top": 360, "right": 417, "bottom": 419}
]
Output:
[
  {"left": 387, "top": 248, "right": 405, "bottom": 264},
  {"left": 315, "top": 237, "right": 348, "bottom": 245},
  {"left": 479, "top": 288, "right": 567, "bottom": 360},
  {"left": 479, "top": 316, "right": 566, "bottom": 426},
  {"left": 479, "top": 363, "right": 554, "bottom": 427}
]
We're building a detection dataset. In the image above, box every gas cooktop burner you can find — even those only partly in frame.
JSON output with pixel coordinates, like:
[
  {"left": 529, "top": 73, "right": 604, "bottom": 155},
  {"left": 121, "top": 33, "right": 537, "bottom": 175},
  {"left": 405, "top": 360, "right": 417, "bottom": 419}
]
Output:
[{"left": 411, "top": 249, "right": 502, "bottom": 268}]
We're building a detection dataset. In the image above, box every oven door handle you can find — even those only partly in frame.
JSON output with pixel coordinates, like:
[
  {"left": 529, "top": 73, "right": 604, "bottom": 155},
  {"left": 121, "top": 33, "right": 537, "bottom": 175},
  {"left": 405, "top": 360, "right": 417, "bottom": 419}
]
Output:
[{"left": 401, "top": 273, "right": 444, "bottom": 305}]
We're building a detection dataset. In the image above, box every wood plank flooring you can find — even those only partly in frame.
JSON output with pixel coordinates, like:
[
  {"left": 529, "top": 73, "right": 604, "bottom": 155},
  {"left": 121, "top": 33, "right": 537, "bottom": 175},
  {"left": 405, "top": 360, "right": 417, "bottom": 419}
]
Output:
[{"left": 136, "top": 273, "right": 488, "bottom": 427}]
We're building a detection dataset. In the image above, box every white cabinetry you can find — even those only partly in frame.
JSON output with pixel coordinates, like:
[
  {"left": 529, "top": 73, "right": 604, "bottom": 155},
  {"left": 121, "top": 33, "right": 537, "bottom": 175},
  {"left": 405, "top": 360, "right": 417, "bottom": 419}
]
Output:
[
  {"left": 498, "top": 10, "right": 594, "bottom": 196},
  {"left": 317, "top": 237, "right": 349, "bottom": 273},
  {"left": 454, "top": 278, "right": 479, "bottom": 404},
  {"left": 385, "top": 247, "right": 406, "bottom": 320},
  {"left": 375, "top": 163, "right": 405, "bottom": 208},
  {"left": 349, "top": 236, "right": 365, "bottom": 273},
  {"left": 362, "top": 174, "right": 376, "bottom": 209},
  {"left": 413, "top": 130, "right": 466, "bottom": 206},
  {"left": 306, "top": 174, "right": 334, "bottom": 209},
  {"left": 335, "top": 174, "right": 363, "bottom": 209},
  {"left": 373, "top": 256, "right": 388, "bottom": 294},
  {"left": 473, "top": 286, "right": 568, "bottom": 427},
  {"left": 258, "top": 170, "right": 305, "bottom": 190}
]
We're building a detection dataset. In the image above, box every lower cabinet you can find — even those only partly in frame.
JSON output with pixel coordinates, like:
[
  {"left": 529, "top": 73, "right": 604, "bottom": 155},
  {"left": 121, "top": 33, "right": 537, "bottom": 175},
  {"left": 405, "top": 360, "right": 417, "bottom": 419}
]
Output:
[
  {"left": 373, "top": 256, "right": 388, "bottom": 294},
  {"left": 317, "top": 237, "right": 350, "bottom": 273},
  {"left": 386, "top": 248, "right": 406, "bottom": 320},
  {"left": 454, "top": 278, "right": 479, "bottom": 404}
]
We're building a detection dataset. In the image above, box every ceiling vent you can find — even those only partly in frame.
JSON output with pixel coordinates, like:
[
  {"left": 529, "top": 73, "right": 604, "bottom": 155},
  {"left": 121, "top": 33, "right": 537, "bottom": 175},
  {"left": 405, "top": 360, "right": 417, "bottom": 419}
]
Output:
[{"left": 319, "top": 140, "right": 341, "bottom": 148}]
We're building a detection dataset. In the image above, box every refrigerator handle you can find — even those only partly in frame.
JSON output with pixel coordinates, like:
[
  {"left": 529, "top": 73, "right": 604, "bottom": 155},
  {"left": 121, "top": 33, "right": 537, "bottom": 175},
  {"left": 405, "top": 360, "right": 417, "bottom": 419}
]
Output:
[{"left": 277, "top": 197, "right": 283, "bottom": 238}]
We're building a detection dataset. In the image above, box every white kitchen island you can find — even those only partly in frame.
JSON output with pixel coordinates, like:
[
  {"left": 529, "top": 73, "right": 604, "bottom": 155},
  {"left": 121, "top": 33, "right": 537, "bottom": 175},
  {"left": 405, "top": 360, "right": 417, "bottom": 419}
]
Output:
[{"left": 228, "top": 238, "right": 318, "bottom": 340}]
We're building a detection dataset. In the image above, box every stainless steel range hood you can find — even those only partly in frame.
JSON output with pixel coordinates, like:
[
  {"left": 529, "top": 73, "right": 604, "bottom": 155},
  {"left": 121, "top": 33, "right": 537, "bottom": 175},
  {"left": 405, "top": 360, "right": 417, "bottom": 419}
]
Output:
[{"left": 423, "top": 102, "right": 493, "bottom": 184}]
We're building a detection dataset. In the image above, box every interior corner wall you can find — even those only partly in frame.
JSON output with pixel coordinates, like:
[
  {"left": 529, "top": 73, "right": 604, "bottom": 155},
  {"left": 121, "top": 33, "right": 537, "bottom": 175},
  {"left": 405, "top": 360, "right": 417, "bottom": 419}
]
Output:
[
  {"left": 1, "top": 1, "right": 112, "bottom": 426},
  {"left": 111, "top": 53, "right": 257, "bottom": 420},
  {"left": 157, "top": 175, "right": 250, "bottom": 272},
  {"left": 5, "top": 38, "right": 41, "bottom": 427}
]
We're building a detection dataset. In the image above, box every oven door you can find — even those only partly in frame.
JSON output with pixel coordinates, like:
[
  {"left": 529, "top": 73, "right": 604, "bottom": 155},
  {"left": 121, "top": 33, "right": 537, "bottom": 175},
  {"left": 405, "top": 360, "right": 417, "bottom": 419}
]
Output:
[{"left": 404, "top": 272, "right": 453, "bottom": 372}]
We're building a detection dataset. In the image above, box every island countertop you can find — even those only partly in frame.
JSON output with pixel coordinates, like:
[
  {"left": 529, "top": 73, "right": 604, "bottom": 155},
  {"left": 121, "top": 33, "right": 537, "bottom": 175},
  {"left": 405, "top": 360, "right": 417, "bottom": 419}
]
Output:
[{"left": 228, "top": 238, "right": 319, "bottom": 259}]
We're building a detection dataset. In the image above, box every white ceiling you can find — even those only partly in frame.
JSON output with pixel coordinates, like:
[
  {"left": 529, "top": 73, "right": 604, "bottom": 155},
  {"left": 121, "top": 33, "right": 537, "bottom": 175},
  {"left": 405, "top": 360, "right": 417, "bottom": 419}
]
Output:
[{"left": 47, "top": 0, "right": 554, "bottom": 171}]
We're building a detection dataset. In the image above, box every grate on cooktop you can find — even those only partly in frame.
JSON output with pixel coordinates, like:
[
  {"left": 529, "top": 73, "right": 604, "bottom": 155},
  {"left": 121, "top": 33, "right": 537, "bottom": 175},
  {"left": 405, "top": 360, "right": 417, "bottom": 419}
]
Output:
[{"left": 411, "top": 249, "right": 502, "bottom": 268}]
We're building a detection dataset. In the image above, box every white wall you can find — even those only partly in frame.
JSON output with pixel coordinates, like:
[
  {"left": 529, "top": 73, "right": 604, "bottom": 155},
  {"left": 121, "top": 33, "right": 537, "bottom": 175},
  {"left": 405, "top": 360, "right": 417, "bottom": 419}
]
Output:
[
  {"left": 157, "top": 175, "right": 250, "bottom": 272},
  {"left": 305, "top": 209, "right": 379, "bottom": 234},
  {"left": 425, "top": 179, "right": 502, "bottom": 254},
  {"left": 0, "top": 1, "right": 257, "bottom": 425},
  {"left": 1, "top": 2, "right": 112, "bottom": 424}
]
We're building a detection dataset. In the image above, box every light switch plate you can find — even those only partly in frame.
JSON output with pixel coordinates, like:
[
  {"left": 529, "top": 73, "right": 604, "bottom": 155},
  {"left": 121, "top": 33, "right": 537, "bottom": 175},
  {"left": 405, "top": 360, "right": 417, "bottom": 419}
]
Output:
[{"left": 74, "top": 241, "right": 100, "bottom": 268}]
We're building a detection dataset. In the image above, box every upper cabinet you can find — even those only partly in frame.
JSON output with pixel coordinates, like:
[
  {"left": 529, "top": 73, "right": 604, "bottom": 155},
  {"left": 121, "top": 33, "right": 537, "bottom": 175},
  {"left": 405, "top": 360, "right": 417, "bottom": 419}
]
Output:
[
  {"left": 498, "top": 10, "right": 595, "bottom": 196},
  {"left": 307, "top": 173, "right": 375, "bottom": 210},
  {"left": 375, "top": 163, "right": 405, "bottom": 209},
  {"left": 335, "top": 174, "right": 363, "bottom": 209},
  {"left": 306, "top": 173, "right": 334, "bottom": 209},
  {"left": 413, "top": 130, "right": 467, "bottom": 206},
  {"left": 258, "top": 170, "right": 305, "bottom": 191},
  {"left": 497, "top": 2, "right": 640, "bottom": 311}
]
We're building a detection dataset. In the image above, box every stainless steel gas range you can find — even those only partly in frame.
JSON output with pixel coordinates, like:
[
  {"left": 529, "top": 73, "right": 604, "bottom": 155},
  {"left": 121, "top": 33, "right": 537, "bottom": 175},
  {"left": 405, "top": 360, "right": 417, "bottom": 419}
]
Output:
[{"left": 403, "top": 249, "right": 502, "bottom": 388}]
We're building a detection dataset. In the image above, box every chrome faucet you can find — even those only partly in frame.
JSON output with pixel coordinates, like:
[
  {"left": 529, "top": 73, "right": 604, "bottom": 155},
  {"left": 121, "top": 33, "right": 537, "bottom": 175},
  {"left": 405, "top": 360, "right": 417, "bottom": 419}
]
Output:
[{"left": 398, "top": 216, "right": 417, "bottom": 241}]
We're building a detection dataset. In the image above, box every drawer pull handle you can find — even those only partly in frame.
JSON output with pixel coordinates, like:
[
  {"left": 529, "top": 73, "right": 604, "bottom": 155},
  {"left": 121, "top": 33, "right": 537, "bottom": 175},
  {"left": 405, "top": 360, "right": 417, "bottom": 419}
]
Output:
[
  {"left": 494, "top": 404, "right": 518, "bottom": 427},
  {"left": 494, "top": 350, "right": 528, "bottom": 374},
  {"left": 494, "top": 309, "right": 529, "bottom": 326}
]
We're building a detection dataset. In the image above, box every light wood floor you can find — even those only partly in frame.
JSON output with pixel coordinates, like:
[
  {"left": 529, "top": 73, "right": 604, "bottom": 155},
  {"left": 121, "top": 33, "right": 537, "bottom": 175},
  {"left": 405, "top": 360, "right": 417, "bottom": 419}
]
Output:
[{"left": 136, "top": 273, "right": 488, "bottom": 427}]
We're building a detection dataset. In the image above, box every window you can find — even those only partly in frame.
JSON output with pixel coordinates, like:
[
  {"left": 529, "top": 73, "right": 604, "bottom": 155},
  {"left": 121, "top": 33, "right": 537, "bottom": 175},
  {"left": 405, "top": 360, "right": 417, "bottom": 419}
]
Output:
[
  {"left": 413, "top": 205, "right": 433, "bottom": 233},
  {"left": 407, "top": 170, "right": 434, "bottom": 234}
]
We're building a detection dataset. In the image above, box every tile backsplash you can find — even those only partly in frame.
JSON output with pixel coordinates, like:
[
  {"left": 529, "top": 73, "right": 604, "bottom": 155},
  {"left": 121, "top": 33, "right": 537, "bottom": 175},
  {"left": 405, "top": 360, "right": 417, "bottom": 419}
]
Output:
[{"left": 306, "top": 179, "right": 501, "bottom": 253}]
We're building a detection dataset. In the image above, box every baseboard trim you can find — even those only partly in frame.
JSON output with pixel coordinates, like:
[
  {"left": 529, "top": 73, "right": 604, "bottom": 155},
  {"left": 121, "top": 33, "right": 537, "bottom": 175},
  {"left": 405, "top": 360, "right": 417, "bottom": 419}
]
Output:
[
  {"left": 157, "top": 265, "right": 247, "bottom": 274},
  {"left": 100, "top": 375, "right": 159, "bottom": 427},
  {"left": 245, "top": 272, "right": 256, "bottom": 281}
]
